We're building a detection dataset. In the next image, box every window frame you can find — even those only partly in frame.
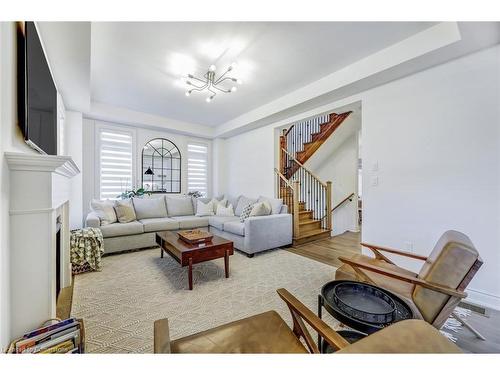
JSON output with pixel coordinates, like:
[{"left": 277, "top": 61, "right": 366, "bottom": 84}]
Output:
[{"left": 141, "top": 138, "right": 182, "bottom": 194}]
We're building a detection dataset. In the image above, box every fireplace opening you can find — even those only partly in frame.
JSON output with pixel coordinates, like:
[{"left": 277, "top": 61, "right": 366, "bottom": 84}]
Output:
[{"left": 56, "top": 218, "right": 62, "bottom": 298}]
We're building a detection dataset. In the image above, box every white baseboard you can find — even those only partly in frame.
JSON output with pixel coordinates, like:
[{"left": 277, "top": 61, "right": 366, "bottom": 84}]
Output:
[{"left": 465, "top": 288, "right": 500, "bottom": 311}]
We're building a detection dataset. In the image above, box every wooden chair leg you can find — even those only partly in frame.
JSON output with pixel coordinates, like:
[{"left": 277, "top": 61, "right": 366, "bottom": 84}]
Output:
[{"left": 451, "top": 312, "right": 486, "bottom": 341}]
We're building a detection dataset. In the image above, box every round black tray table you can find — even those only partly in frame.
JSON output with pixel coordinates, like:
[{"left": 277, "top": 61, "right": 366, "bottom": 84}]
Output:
[{"left": 318, "top": 280, "right": 414, "bottom": 353}]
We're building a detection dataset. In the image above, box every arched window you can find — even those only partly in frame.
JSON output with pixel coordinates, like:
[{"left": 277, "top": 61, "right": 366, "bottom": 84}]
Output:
[{"left": 142, "top": 138, "right": 181, "bottom": 193}]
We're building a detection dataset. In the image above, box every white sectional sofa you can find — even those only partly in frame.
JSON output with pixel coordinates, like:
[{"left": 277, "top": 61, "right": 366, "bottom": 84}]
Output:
[{"left": 85, "top": 195, "right": 292, "bottom": 257}]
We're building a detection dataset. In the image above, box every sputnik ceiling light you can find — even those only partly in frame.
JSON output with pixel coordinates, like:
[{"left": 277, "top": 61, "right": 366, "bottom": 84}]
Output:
[{"left": 182, "top": 62, "right": 243, "bottom": 103}]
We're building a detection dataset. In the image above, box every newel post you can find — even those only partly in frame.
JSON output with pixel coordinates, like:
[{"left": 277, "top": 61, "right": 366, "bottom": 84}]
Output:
[
  {"left": 280, "top": 129, "right": 287, "bottom": 175},
  {"left": 292, "top": 180, "right": 300, "bottom": 238},
  {"left": 326, "top": 181, "right": 332, "bottom": 232}
]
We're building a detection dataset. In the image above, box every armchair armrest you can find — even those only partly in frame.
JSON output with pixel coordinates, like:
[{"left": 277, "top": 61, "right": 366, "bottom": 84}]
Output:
[
  {"left": 361, "top": 242, "right": 427, "bottom": 261},
  {"left": 154, "top": 318, "right": 171, "bottom": 353},
  {"left": 277, "top": 288, "right": 349, "bottom": 352},
  {"left": 338, "top": 256, "right": 466, "bottom": 299}
]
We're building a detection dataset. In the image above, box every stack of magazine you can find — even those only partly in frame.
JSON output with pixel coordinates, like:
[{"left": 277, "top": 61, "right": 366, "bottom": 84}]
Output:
[{"left": 11, "top": 318, "right": 84, "bottom": 354}]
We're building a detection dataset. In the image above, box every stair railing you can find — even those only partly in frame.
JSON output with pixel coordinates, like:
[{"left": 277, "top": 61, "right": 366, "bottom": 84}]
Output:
[
  {"left": 332, "top": 193, "right": 356, "bottom": 212},
  {"left": 282, "top": 114, "right": 330, "bottom": 160},
  {"left": 274, "top": 168, "right": 300, "bottom": 237},
  {"left": 279, "top": 148, "right": 332, "bottom": 234}
]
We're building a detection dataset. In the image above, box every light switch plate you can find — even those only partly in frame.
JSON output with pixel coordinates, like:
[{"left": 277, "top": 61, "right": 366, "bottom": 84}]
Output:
[{"left": 371, "top": 176, "right": 378, "bottom": 186}]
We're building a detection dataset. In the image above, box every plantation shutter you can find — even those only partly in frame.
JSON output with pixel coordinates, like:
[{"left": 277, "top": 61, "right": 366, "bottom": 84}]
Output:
[
  {"left": 187, "top": 143, "right": 208, "bottom": 197},
  {"left": 99, "top": 128, "right": 133, "bottom": 200}
]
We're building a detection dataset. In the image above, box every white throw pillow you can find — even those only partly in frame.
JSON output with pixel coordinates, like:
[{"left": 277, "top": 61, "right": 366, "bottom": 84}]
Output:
[
  {"left": 114, "top": 198, "right": 136, "bottom": 223},
  {"left": 211, "top": 198, "right": 228, "bottom": 211},
  {"left": 90, "top": 199, "right": 117, "bottom": 225},
  {"left": 250, "top": 201, "right": 272, "bottom": 217},
  {"left": 196, "top": 199, "right": 214, "bottom": 217},
  {"left": 216, "top": 203, "right": 234, "bottom": 217}
]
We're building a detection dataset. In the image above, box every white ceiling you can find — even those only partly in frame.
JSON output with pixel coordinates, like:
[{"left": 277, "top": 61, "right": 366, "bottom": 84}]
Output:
[{"left": 90, "top": 22, "right": 436, "bottom": 127}]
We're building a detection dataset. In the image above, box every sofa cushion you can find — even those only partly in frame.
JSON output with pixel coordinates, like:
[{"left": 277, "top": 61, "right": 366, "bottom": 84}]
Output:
[
  {"left": 140, "top": 217, "right": 179, "bottom": 232},
  {"left": 133, "top": 197, "right": 168, "bottom": 219},
  {"left": 90, "top": 199, "right": 117, "bottom": 225},
  {"left": 227, "top": 195, "right": 241, "bottom": 211},
  {"left": 174, "top": 215, "right": 210, "bottom": 229},
  {"left": 258, "top": 196, "right": 283, "bottom": 215},
  {"left": 114, "top": 198, "right": 136, "bottom": 223},
  {"left": 224, "top": 221, "right": 245, "bottom": 236},
  {"left": 166, "top": 196, "right": 194, "bottom": 217},
  {"left": 100, "top": 221, "right": 144, "bottom": 238},
  {"left": 235, "top": 196, "right": 257, "bottom": 216},
  {"left": 208, "top": 216, "right": 239, "bottom": 230}
]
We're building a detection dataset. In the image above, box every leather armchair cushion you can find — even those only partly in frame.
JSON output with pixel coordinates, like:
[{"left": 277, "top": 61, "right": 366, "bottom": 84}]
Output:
[
  {"left": 337, "top": 319, "right": 461, "bottom": 353},
  {"left": 335, "top": 254, "right": 417, "bottom": 300},
  {"left": 413, "top": 230, "right": 478, "bottom": 322},
  {"left": 170, "top": 311, "right": 308, "bottom": 353}
]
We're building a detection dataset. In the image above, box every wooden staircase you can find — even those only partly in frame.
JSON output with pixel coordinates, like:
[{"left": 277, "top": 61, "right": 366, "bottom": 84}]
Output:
[
  {"left": 275, "top": 111, "right": 351, "bottom": 245},
  {"left": 284, "top": 112, "right": 351, "bottom": 179},
  {"left": 295, "top": 201, "right": 331, "bottom": 245}
]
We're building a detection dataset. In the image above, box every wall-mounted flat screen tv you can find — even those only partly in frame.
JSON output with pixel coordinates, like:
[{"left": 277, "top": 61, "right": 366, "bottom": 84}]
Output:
[{"left": 17, "top": 21, "right": 57, "bottom": 155}]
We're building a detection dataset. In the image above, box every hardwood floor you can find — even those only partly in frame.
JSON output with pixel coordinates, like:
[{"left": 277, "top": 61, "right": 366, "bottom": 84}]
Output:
[
  {"left": 286, "top": 230, "right": 500, "bottom": 353},
  {"left": 287, "top": 230, "right": 361, "bottom": 267}
]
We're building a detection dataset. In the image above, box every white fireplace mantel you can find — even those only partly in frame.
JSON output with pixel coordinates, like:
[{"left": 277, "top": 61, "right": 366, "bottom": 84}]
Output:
[
  {"left": 5, "top": 152, "right": 80, "bottom": 340},
  {"left": 5, "top": 152, "right": 80, "bottom": 177}
]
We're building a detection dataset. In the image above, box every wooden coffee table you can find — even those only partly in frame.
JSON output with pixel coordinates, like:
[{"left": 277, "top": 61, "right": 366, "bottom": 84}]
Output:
[{"left": 156, "top": 231, "right": 234, "bottom": 290}]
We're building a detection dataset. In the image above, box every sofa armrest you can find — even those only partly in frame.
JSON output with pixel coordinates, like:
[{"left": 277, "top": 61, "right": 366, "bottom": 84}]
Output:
[
  {"left": 244, "top": 214, "right": 293, "bottom": 252},
  {"left": 85, "top": 212, "right": 101, "bottom": 228}
]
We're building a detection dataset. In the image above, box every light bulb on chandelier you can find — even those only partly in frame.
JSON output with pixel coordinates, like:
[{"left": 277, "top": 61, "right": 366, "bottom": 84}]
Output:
[{"left": 181, "top": 62, "right": 243, "bottom": 102}]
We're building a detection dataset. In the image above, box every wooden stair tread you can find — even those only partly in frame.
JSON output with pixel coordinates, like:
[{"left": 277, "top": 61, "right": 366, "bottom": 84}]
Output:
[
  {"left": 299, "top": 219, "right": 321, "bottom": 225},
  {"left": 295, "top": 228, "right": 330, "bottom": 239}
]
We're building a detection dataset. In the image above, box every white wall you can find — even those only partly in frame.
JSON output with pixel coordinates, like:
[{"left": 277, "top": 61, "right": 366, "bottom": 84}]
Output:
[
  {"left": 221, "top": 124, "right": 277, "bottom": 199},
  {"left": 0, "top": 22, "right": 38, "bottom": 349},
  {"left": 81, "top": 119, "right": 213, "bottom": 219},
  {"left": 216, "top": 45, "right": 500, "bottom": 309},
  {"left": 66, "top": 111, "right": 83, "bottom": 229},
  {"left": 306, "top": 129, "right": 360, "bottom": 236},
  {"left": 361, "top": 44, "right": 500, "bottom": 309}
]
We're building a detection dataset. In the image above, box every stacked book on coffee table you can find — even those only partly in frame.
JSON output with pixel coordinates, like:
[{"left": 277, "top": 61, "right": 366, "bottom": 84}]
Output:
[{"left": 7, "top": 318, "right": 85, "bottom": 354}]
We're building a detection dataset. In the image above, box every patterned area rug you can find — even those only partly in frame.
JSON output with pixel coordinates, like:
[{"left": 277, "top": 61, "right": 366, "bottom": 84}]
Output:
[{"left": 72, "top": 248, "right": 340, "bottom": 353}]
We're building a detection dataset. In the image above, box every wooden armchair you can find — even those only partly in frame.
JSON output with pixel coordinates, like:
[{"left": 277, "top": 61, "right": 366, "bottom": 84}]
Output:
[
  {"left": 335, "top": 230, "right": 484, "bottom": 339},
  {"left": 154, "top": 288, "right": 461, "bottom": 353}
]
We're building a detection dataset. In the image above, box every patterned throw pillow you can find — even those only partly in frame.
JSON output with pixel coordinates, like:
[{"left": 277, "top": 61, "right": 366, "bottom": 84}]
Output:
[{"left": 239, "top": 203, "right": 254, "bottom": 223}]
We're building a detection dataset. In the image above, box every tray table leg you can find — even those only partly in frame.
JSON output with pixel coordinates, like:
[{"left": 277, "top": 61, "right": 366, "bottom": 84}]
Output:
[{"left": 318, "top": 294, "right": 323, "bottom": 352}]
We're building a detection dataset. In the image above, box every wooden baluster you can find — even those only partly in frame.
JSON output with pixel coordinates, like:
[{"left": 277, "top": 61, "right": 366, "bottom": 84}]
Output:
[
  {"left": 292, "top": 180, "right": 300, "bottom": 238},
  {"left": 326, "top": 181, "right": 332, "bottom": 232}
]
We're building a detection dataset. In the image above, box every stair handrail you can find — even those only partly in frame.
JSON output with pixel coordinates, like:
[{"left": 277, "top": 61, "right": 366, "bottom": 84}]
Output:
[
  {"left": 283, "top": 124, "right": 295, "bottom": 137},
  {"left": 332, "top": 193, "right": 355, "bottom": 212},
  {"left": 274, "top": 168, "right": 294, "bottom": 190},
  {"left": 281, "top": 148, "right": 327, "bottom": 188}
]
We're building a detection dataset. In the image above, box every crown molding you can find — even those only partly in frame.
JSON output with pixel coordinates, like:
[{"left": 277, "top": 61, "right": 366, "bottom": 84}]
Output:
[{"left": 4, "top": 152, "right": 80, "bottom": 178}]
